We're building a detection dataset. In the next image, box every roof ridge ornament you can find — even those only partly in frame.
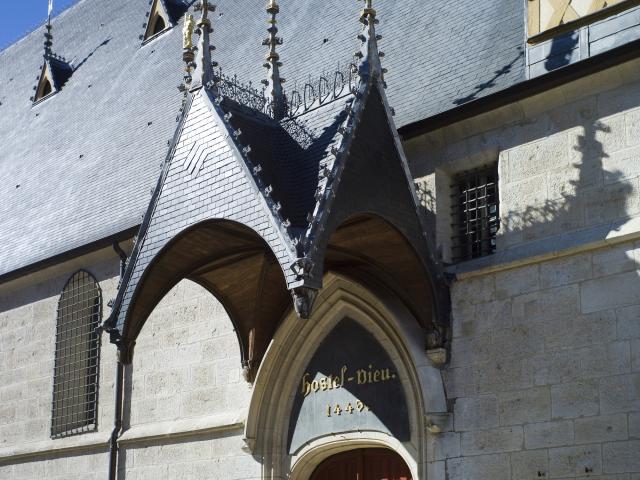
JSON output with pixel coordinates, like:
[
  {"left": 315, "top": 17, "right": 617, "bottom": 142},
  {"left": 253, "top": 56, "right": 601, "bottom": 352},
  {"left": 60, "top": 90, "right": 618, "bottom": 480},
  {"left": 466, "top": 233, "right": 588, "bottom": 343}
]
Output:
[
  {"left": 356, "top": 0, "right": 386, "bottom": 86},
  {"left": 193, "top": 0, "right": 216, "bottom": 90},
  {"left": 261, "top": 0, "right": 287, "bottom": 120},
  {"left": 181, "top": 13, "right": 196, "bottom": 89},
  {"left": 44, "top": 0, "right": 54, "bottom": 59}
]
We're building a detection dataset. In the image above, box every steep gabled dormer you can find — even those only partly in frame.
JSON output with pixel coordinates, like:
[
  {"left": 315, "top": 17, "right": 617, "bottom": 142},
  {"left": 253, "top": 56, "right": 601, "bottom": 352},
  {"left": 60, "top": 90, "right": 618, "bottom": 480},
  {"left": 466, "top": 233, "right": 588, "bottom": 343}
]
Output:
[
  {"left": 142, "top": 0, "right": 191, "bottom": 43},
  {"left": 32, "top": 17, "right": 73, "bottom": 104}
]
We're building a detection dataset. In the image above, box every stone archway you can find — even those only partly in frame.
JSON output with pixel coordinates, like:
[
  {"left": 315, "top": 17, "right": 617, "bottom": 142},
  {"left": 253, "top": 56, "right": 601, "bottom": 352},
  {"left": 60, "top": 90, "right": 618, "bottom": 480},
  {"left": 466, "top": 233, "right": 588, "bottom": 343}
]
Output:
[{"left": 244, "top": 273, "right": 449, "bottom": 480}]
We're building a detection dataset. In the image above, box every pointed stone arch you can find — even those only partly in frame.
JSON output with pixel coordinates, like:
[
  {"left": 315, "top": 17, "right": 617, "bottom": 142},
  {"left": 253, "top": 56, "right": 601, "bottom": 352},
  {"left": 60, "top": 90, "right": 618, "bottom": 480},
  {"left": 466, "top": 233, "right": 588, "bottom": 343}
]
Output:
[
  {"left": 118, "top": 219, "right": 291, "bottom": 379},
  {"left": 324, "top": 212, "right": 442, "bottom": 341},
  {"left": 244, "top": 273, "right": 449, "bottom": 480}
]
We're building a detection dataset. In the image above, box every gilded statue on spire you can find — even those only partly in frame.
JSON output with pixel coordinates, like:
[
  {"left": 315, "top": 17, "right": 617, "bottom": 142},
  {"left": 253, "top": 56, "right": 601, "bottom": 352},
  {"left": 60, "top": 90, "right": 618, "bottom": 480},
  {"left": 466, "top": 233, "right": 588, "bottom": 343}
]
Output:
[{"left": 183, "top": 14, "right": 195, "bottom": 50}]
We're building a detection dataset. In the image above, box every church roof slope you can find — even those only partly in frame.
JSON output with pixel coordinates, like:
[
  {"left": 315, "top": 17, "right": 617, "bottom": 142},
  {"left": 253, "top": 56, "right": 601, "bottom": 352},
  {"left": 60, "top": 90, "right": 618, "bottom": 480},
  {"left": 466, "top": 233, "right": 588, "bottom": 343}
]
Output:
[{"left": 0, "top": 0, "right": 525, "bottom": 279}]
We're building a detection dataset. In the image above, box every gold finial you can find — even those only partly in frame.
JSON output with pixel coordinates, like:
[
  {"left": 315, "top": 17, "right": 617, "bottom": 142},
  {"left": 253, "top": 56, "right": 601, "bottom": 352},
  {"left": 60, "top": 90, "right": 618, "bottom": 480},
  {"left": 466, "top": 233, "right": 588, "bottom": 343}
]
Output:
[{"left": 183, "top": 14, "right": 195, "bottom": 50}]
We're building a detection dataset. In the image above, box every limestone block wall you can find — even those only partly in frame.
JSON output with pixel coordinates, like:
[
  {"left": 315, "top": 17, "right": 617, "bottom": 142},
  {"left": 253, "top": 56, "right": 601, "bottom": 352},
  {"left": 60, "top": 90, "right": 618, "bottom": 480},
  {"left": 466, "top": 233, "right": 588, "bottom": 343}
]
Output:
[
  {"left": 0, "top": 256, "right": 257, "bottom": 479},
  {"left": 128, "top": 279, "right": 250, "bottom": 426},
  {"left": 406, "top": 59, "right": 640, "bottom": 480},
  {"left": 431, "top": 240, "right": 640, "bottom": 480},
  {"left": 0, "top": 255, "right": 119, "bottom": 478},
  {"left": 408, "top": 58, "right": 640, "bottom": 266},
  {"left": 119, "top": 279, "right": 258, "bottom": 480}
]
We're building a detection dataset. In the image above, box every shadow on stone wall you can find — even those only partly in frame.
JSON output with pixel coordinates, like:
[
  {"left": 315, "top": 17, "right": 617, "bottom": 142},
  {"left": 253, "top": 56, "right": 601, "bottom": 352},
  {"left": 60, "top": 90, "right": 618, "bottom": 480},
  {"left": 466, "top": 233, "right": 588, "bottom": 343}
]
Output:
[
  {"left": 411, "top": 85, "right": 639, "bottom": 265},
  {"left": 499, "top": 117, "right": 635, "bottom": 250}
]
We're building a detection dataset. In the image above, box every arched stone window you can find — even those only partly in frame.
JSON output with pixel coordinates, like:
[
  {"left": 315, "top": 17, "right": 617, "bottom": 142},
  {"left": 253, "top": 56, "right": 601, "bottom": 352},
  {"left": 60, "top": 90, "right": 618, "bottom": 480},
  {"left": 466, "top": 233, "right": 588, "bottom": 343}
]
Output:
[{"left": 51, "top": 270, "right": 102, "bottom": 438}]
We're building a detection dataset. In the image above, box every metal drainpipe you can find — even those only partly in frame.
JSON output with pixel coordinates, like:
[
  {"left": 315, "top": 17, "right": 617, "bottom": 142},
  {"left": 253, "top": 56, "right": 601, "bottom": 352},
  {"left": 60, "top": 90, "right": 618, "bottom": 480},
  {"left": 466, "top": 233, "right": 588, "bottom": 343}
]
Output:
[
  {"left": 108, "top": 241, "right": 128, "bottom": 480},
  {"left": 108, "top": 339, "right": 125, "bottom": 480},
  {"left": 112, "top": 241, "right": 128, "bottom": 280}
]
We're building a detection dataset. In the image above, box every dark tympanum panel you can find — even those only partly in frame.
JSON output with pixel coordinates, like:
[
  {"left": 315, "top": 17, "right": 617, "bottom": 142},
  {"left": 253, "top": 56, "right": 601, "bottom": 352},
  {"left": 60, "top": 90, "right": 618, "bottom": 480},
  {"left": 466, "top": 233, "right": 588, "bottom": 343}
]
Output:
[{"left": 288, "top": 318, "right": 410, "bottom": 453}]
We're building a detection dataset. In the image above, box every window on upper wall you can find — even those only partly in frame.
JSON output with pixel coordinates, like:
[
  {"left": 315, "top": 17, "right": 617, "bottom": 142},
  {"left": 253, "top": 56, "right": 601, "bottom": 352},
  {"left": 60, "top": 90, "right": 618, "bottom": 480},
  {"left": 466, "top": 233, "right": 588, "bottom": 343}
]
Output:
[
  {"left": 51, "top": 270, "right": 102, "bottom": 439},
  {"left": 528, "top": 0, "right": 632, "bottom": 38},
  {"left": 450, "top": 165, "right": 500, "bottom": 263}
]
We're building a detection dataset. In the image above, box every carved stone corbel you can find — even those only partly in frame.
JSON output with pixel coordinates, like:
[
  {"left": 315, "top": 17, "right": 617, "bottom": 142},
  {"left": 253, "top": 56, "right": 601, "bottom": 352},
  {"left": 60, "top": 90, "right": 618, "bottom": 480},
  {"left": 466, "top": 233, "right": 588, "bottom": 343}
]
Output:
[{"left": 291, "top": 286, "right": 318, "bottom": 319}]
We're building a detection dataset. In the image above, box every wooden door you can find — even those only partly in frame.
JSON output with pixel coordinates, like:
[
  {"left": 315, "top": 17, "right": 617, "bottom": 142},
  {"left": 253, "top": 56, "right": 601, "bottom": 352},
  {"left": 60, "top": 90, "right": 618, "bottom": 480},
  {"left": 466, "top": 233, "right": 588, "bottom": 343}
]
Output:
[{"left": 310, "top": 448, "right": 412, "bottom": 480}]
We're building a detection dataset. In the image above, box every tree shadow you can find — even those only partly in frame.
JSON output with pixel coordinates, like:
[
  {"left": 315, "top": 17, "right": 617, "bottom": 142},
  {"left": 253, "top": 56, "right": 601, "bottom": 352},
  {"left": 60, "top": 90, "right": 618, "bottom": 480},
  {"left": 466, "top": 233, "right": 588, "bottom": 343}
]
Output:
[
  {"left": 500, "top": 119, "right": 634, "bottom": 251},
  {"left": 73, "top": 38, "right": 111, "bottom": 73},
  {"left": 453, "top": 47, "right": 524, "bottom": 106},
  {"left": 544, "top": 30, "right": 579, "bottom": 72}
]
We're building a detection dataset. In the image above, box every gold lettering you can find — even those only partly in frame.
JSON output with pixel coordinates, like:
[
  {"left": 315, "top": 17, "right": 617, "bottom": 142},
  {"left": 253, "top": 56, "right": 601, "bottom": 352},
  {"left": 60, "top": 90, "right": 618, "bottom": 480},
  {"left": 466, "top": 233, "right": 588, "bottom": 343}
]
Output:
[
  {"left": 356, "top": 368, "right": 367, "bottom": 384},
  {"left": 340, "top": 365, "right": 348, "bottom": 387},
  {"left": 301, "top": 373, "right": 311, "bottom": 396},
  {"left": 320, "top": 377, "right": 328, "bottom": 391},
  {"left": 311, "top": 380, "right": 319, "bottom": 392},
  {"left": 381, "top": 368, "right": 391, "bottom": 381},
  {"left": 373, "top": 370, "right": 381, "bottom": 382},
  {"left": 367, "top": 364, "right": 374, "bottom": 384}
]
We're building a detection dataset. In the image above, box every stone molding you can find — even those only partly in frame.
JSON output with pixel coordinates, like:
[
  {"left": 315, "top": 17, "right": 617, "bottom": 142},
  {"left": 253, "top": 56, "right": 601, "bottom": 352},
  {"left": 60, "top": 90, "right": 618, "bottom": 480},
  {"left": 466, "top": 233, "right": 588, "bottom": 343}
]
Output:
[
  {"left": 0, "top": 411, "right": 246, "bottom": 465},
  {"left": 448, "top": 216, "right": 640, "bottom": 280},
  {"left": 118, "top": 410, "right": 246, "bottom": 445}
]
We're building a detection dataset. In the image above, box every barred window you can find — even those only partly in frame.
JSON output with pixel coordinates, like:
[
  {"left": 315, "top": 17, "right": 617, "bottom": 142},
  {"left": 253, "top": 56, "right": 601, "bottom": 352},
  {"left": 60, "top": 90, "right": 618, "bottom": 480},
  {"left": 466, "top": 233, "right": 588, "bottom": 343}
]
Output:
[
  {"left": 51, "top": 270, "right": 102, "bottom": 438},
  {"left": 451, "top": 165, "right": 500, "bottom": 262}
]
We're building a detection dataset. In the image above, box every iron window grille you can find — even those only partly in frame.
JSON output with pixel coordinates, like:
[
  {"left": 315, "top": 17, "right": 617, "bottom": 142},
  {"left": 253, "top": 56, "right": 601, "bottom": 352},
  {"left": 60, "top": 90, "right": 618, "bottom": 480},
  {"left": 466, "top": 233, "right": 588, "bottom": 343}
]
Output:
[
  {"left": 51, "top": 270, "right": 102, "bottom": 438},
  {"left": 451, "top": 165, "right": 500, "bottom": 262}
]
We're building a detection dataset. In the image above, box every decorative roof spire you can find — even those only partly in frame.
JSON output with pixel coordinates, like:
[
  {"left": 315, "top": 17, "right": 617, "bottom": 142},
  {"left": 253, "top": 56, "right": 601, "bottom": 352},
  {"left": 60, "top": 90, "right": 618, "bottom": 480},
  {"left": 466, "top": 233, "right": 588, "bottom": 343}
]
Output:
[
  {"left": 44, "top": 0, "right": 54, "bottom": 58},
  {"left": 193, "top": 0, "right": 216, "bottom": 89},
  {"left": 356, "top": 0, "right": 386, "bottom": 85},
  {"left": 261, "top": 0, "right": 287, "bottom": 120}
]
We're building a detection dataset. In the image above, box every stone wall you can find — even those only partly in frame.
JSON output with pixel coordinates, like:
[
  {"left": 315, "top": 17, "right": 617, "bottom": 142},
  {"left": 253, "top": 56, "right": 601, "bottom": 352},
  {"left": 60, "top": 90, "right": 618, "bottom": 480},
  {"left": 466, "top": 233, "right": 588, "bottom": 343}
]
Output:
[
  {"left": 0, "top": 257, "right": 119, "bottom": 451},
  {"left": 0, "top": 258, "right": 257, "bottom": 479},
  {"left": 0, "top": 256, "right": 119, "bottom": 479},
  {"left": 408, "top": 58, "right": 640, "bottom": 266},
  {"left": 410, "top": 59, "right": 640, "bottom": 480},
  {"left": 431, "top": 240, "right": 640, "bottom": 480},
  {"left": 128, "top": 280, "right": 249, "bottom": 426},
  {"left": 119, "top": 279, "right": 258, "bottom": 480}
]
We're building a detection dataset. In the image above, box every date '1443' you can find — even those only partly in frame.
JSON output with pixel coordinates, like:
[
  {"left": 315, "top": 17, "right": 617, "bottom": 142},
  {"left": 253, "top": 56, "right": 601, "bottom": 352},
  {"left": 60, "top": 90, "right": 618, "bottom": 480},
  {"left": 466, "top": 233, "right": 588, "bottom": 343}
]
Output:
[{"left": 326, "top": 400, "right": 369, "bottom": 417}]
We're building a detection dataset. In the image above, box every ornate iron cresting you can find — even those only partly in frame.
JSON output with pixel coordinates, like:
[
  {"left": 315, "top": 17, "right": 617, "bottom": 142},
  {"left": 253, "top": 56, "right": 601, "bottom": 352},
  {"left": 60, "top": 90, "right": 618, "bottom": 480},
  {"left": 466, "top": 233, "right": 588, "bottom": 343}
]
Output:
[
  {"left": 208, "top": 62, "right": 359, "bottom": 120},
  {"left": 214, "top": 69, "right": 269, "bottom": 112}
]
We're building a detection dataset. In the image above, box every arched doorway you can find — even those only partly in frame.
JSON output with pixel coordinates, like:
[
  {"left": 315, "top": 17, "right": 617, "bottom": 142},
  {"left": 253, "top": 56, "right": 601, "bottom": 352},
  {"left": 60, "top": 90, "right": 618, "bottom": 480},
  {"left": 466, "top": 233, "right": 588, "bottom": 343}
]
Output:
[{"left": 310, "top": 449, "right": 412, "bottom": 480}]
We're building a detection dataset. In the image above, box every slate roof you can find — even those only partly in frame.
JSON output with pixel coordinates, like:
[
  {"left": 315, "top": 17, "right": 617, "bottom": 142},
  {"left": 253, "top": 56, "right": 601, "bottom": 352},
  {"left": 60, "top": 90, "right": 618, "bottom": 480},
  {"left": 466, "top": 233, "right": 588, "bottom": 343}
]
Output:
[{"left": 0, "top": 0, "right": 525, "bottom": 279}]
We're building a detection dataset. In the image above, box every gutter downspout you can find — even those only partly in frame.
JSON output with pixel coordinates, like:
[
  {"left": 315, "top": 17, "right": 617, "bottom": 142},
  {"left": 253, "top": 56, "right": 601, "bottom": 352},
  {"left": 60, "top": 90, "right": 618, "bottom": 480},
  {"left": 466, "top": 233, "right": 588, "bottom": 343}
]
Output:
[
  {"left": 108, "top": 333, "right": 125, "bottom": 480},
  {"left": 107, "top": 241, "right": 128, "bottom": 480},
  {"left": 112, "top": 241, "right": 128, "bottom": 283}
]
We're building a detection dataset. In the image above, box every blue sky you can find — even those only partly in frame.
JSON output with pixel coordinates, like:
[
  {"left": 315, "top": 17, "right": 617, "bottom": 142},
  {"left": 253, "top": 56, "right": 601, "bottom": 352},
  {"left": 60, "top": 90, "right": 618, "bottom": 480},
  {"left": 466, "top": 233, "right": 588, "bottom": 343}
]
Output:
[{"left": 0, "top": 0, "right": 81, "bottom": 51}]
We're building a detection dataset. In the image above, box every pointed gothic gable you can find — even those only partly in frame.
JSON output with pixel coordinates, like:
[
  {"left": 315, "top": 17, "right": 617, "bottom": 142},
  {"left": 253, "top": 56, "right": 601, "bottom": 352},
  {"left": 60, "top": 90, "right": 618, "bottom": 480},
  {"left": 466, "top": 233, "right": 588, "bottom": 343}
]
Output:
[
  {"left": 142, "top": 0, "right": 189, "bottom": 42},
  {"left": 289, "top": 4, "right": 450, "bottom": 333},
  {"left": 303, "top": 83, "right": 450, "bottom": 333},
  {"left": 110, "top": 88, "right": 298, "bottom": 345},
  {"left": 106, "top": 0, "right": 449, "bottom": 371},
  {"left": 32, "top": 57, "right": 73, "bottom": 104}
]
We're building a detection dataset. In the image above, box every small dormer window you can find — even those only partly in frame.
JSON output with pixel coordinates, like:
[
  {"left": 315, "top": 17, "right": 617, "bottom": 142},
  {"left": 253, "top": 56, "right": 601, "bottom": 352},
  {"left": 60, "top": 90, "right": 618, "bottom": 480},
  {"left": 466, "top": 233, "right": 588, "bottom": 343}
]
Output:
[
  {"left": 32, "top": 57, "right": 73, "bottom": 105},
  {"left": 33, "top": 62, "right": 56, "bottom": 104},
  {"left": 151, "top": 15, "right": 166, "bottom": 36},
  {"left": 141, "top": 0, "right": 190, "bottom": 44},
  {"left": 40, "top": 78, "right": 52, "bottom": 98}
]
